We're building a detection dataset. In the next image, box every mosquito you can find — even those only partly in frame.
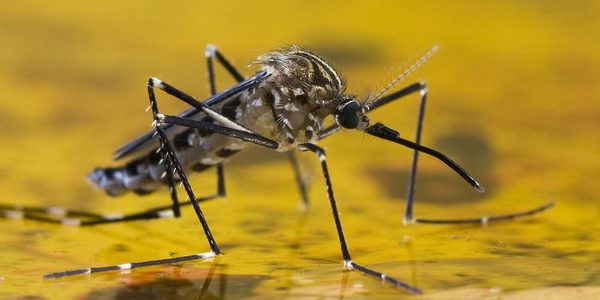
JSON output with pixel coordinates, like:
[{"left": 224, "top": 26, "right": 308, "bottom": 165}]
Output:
[{"left": 1, "top": 45, "right": 554, "bottom": 294}]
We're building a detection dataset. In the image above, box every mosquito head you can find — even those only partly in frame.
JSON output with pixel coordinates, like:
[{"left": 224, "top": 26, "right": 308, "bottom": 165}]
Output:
[{"left": 335, "top": 97, "right": 370, "bottom": 130}]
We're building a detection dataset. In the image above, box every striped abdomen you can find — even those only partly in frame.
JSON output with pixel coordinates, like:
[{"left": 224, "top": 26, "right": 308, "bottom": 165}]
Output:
[{"left": 88, "top": 126, "right": 246, "bottom": 196}]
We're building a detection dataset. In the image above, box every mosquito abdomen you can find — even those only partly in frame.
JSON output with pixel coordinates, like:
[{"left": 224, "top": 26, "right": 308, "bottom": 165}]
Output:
[
  {"left": 87, "top": 150, "right": 164, "bottom": 196},
  {"left": 89, "top": 128, "right": 247, "bottom": 197}
]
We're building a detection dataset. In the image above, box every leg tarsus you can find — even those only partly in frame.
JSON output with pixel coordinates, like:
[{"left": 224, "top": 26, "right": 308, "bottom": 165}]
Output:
[
  {"left": 414, "top": 202, "right": 555, "bottom": 225},
  {"left": 348, "top": 261, "right": 422, "bottom": 294}
]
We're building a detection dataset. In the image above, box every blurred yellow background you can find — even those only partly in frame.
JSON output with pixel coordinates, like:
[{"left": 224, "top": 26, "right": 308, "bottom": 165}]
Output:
[{"left": 1, "top": 1, "right": 599, "bottom": 299}]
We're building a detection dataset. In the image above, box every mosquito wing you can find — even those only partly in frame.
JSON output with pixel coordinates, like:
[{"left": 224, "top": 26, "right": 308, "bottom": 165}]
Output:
[{"left": 112, "top": 70, "right": 271, "bottom": 160}]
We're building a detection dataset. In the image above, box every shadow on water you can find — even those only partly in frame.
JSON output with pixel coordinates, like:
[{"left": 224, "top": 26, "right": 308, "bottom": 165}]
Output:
[
  {"left": 367, "top": 131, "right": 494, "bottom": 204},
  {"left": 84, "top": 267, "right": 267, "bottom": 300},
  {"left": 304, "top": 37, "right": 384, "bottom": 65}
]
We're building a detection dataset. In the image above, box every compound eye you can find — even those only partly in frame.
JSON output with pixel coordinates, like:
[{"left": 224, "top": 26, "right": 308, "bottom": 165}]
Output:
[{"left": 337, "top": 101, "right": 360, "bottom": 129}]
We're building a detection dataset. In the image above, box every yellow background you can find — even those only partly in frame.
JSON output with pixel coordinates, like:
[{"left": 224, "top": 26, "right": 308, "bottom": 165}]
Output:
[{"left": 1, "top": 1, "right": 599, "bottom": 299}]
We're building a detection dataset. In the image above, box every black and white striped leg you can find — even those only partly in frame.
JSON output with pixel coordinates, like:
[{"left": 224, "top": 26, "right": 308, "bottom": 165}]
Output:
[
  {"left": 366, "top": 82, "right": 554, "bottom": 225},
  {"left": 297, "top": 143, "right": 421, "bottom": 294},
  {"left": 205, "top": 44, "right": 311, "bottom": 207},
  {"left": 0, "top": 204, "right": 102, "bottom": 226},
  {"left": 163, "top": 141, "right": 182, "bottom": 218}
]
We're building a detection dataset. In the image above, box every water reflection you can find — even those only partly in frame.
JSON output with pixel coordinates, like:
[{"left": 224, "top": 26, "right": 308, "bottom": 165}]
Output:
[{"left": 84, "top": 265, "right": 267, "bottom": 300}]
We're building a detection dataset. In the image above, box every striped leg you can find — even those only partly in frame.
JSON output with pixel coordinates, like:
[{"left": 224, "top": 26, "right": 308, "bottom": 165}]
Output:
[
  {"left": 298, "top": 143, "right": 421, "bottom": 294},
  {"left": 205, "top": 44, "right": 310, "bottom": 207}
]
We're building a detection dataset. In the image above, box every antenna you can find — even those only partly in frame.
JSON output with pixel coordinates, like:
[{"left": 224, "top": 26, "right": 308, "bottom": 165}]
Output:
[{"left": 363, "top": 45, "right": 439, "bottom": 111}]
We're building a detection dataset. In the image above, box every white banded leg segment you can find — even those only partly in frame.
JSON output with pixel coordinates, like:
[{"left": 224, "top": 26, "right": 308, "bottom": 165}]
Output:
[
  {"left": 158, "top": 210, "right": 175, "bottom": 218},
  {"left": 205, "top": 44, "right": 217, "bottom": 58},
  {"left": 344, "top": 260, "right": 354, "bottom": 270},
  {"left": 101, "top": 213, "right": 125, "bottom": 220},
  {"left": 196, "top": 251, "right": 217, "bottom": 259},
  {"left": 149, "top": 77, "right": 165, "bottom": 89},
  {"left": 61, "top": 218, "right": 81, "bottom": 226},
  {"left": 3, "top": 210, "right": 24, "bottom": 219},
  {"left": 46, "top": 206, "right": 67, "bottom": 216}
]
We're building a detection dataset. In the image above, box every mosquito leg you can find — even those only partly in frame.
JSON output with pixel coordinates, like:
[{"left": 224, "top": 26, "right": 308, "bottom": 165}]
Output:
[
  {"left": 205, "top": 44, "right": 308, "bottom": 205},
  {"left": 149, "top": 79, "right": 222, "bottom": 256},
  {"left": 163, "top": 142, "right": 183, "bottom": 218},
  {"left": 404, "top": 83, "right": 427, "bottom": 224},
  {"left": 415, "top": 202, "right": 555, "bottom": 224},
  {"left": 205, "top": 44, "right": 231, "bottom": 199},
  {"left": 297, "top": 143, "right": 421, "bottom": 294},
  {"left": 205, "top": 44, "right": 245, "bottom": 83},
  {"left": 288, "top": 151, "right": 310, "bottom": 209}
]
